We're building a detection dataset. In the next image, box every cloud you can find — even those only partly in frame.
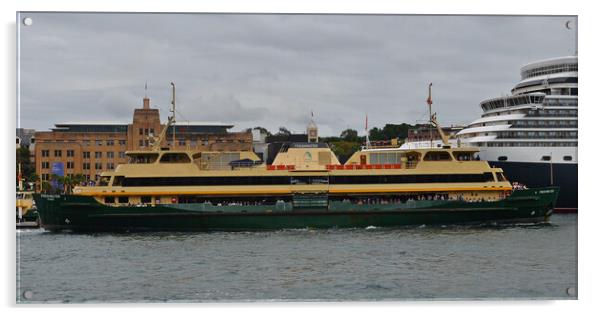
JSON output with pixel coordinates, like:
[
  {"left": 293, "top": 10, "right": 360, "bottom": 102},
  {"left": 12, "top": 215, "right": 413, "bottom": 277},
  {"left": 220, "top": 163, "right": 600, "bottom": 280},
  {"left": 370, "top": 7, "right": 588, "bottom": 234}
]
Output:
[{"left": 18, "top": 13, "right": 576, "bottom": 135}]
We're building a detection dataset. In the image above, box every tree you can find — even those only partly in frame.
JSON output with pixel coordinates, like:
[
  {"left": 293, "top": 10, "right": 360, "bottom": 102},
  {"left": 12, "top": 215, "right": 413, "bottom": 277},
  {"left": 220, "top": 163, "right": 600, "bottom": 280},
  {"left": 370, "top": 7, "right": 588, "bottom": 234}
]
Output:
[
  {"left": 340, "top": 129, "right": 359, "bottom": 142},
  {"left": 16, "top": 147, "right": 35, "bottom": 184},
  {"left": 275, "top": 127, "right": 291, "bottom": 136},
  {"left": 253, "top": 126, "right": 272, "bottom": 136}
]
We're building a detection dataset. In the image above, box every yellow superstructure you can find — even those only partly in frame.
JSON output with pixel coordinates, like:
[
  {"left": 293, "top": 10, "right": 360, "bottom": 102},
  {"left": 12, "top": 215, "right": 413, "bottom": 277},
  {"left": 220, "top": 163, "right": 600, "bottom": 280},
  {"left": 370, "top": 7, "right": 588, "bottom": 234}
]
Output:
[{"left": 72, "top": 143, "right": 511, "bottom": 206}]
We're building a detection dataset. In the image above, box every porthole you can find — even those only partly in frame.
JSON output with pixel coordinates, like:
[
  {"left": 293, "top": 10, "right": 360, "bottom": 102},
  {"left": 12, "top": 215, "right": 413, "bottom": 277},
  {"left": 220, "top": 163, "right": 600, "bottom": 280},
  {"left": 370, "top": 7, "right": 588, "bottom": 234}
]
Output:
[
  {"left": 497, "top": 156, "right": 508, "bottom": 161},
  {"left": 541, "top": 156, "right": 551, "bottom": 161},
  {"left": 563, "top": 156, "right": 572, "bottom": 161}
]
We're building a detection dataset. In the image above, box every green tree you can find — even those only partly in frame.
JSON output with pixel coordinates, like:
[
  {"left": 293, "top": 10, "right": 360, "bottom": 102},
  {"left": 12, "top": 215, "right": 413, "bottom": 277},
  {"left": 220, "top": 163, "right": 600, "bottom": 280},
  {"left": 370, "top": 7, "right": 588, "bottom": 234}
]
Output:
[
  {"left": 41, "top": 181, "right": 53, "bottom": 194},
  {"left": 340, "top": 129, "right": 359, "bottom": 142},
  {"left": 275, "top": 127, "right": 291, "bottom": 136},
  {"left": 16, "top": 147, "right": 35, "bottom": 184}
]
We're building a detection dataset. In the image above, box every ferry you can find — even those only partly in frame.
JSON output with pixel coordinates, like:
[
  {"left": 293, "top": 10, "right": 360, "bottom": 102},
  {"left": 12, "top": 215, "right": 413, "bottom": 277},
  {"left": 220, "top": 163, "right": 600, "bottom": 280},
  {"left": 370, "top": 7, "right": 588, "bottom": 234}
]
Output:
[{"left": 33, "top": 84, "right": 559, "bottom": 232}]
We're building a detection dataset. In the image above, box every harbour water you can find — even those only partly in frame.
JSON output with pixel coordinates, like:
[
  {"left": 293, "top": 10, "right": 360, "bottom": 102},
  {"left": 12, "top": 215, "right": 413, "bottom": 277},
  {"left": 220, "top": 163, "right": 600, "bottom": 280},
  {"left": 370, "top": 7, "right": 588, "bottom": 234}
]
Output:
[{"left": 16, "top": 214, "right": 577, "bottom": 302}]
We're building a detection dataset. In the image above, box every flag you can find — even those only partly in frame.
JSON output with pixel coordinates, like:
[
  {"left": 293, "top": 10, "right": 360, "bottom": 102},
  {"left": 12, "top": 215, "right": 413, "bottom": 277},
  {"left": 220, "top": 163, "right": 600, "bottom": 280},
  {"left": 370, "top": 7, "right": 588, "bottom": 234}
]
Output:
[
  {"left": 365, "top": 114, "right": 368, "bottom": 131},
  {"left": 426, "top": 95, "right": 432, "bottom": 106}
]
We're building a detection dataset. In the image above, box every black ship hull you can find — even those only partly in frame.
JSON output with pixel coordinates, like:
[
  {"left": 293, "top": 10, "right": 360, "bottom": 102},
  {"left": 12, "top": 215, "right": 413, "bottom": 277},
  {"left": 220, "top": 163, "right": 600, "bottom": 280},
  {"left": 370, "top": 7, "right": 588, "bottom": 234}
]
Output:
[{"left": 488, "top": 161, "right": 577, "bottom": 212}]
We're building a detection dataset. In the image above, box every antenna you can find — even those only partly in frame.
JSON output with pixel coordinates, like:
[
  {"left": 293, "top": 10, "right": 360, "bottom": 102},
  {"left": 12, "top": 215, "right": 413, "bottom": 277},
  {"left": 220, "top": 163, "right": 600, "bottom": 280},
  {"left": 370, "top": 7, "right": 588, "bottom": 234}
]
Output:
[
  {"left": 427, "top": 83, "right": 433, "bottom": 148},
  {"left": 171, "top": 82, "right": 176, "bottom": 148}
]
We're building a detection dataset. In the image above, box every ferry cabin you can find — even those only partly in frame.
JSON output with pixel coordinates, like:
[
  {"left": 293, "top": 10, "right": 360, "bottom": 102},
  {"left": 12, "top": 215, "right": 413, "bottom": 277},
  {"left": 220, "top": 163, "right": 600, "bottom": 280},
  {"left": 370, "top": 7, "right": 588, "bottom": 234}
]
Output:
[{"left": 73, "top": 143, "right": 512, "bottom": 208}]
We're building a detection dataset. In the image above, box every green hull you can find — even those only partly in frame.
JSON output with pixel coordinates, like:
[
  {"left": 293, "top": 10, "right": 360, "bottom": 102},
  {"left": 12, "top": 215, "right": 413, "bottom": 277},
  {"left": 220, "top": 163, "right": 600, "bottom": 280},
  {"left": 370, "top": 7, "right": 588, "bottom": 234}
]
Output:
[{"left": 33, "top": 188, "right": 559, "bottom": 232}]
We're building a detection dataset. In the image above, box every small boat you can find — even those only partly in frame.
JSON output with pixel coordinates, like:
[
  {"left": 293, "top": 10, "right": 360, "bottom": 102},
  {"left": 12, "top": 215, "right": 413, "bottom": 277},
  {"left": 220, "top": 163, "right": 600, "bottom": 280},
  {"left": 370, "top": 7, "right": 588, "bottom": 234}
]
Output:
[{"left": 17, "top": 191, "right": 40, "bottom": 228}]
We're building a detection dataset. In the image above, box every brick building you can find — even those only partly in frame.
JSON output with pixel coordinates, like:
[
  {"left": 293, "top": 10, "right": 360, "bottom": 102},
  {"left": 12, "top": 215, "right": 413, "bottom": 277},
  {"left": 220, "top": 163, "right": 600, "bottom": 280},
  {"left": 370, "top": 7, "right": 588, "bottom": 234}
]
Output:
[{"left": 34, "top": 96, "right": 252, "bottom": 184}]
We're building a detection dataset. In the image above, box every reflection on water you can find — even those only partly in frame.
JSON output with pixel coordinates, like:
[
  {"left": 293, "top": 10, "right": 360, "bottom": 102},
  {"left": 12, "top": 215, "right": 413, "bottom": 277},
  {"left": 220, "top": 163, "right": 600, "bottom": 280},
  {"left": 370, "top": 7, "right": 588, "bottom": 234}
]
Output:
[{"left": 17, "top": 214, "right": 577, "bottom": 302}]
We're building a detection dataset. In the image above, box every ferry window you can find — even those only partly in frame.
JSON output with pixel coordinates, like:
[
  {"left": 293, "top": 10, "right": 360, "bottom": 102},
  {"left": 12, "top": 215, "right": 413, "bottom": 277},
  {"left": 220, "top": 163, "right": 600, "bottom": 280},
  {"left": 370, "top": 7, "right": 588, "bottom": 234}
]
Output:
[
  {"left": 118, "top": 196, "right": 129, "bottom": 204},
  {"left": 541, "top": 155, "right": 551, "bottom": 161},
  {"left": 160, "top": 153, "right": 192, "bottom": 163},
  {"left": 141, "top": 196, "right": 151, "bottom": 204},
  {"left": 453, "top": 152, "right": 474, "bottom": 161},
  {"left": 128, "top": 153, "right": 159, "bottom": 164},
  {"left": 424, "top": 151, "right": 452, "bottom": 161},
  {"left": 497, "top": 156, "right": 508, "bottom": 161},
  {"left": 485, "top": 173, "right": 495, "bottom": 182},
  {"left": 98, "top": 176, "right": 110, "bottom": 186},
  {"left": 104, "top": 196, "right": 115, "bottom": 204},
  {"left": 563, "top": 156, "right": 572, "bottom": 161},
  {"left": 113, "top": 176, "right": 124, "bottom": 186},
  {"left": 495, "top": 172, "right": 507, "bottom": 182}
]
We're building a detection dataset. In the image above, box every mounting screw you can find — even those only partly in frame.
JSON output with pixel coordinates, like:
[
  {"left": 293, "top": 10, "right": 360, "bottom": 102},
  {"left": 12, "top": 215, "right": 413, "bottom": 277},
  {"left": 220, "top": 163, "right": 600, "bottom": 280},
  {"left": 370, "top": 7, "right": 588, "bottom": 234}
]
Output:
[
  {"left": 22, "top": 290, "right": 33, "bottom": 300},
  {"left": 567, "top": 287, "right": 576, "bottom": 296},
  {"left": 23, "top": 17, "right": 33, "bottom": 26}
]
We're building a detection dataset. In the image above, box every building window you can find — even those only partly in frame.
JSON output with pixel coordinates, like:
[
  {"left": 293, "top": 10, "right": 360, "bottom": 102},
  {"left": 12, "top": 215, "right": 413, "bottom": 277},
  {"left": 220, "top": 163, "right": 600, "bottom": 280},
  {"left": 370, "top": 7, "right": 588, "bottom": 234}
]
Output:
[
  {"left": 95, "top": 151, "right": 102, "bottom": 159},
  {"left": 145, "top": 128, "right": 149, "bottom": 135},
  {"left": 139, "top": 128, "right": 143, "bottom": 135},
  {"left": 150, "top": 128, "right": 155, "bottom": 135},
  {"left": 83, "top": 163, "right": 90, "bottom": 170},
  {"left": 41, "top": 150, "right": 49, "bottom": 157},
  {"left": 67, "top": 150, "right": 74, "bottom": 157},
  {"left": 96, "top": 140, "right": 103, "bottom": 146},
  {"left": 41, "top": 162, "right": 50, "bottom": 169},
  {"left": 83, "top": 140, "right": 90, "bottom": 146},
  {"left": 67, "top": 161, "right": 75, "bottom": 169},
  {"left": 107, "top": 152, "right": 114, "bottom": 159},
  {"left": 41, "top": 174, "right": 49, "bottom": 181},
  {"left": 139, "top": 140, "right": 144, "bottom": 147},
  {"left": 106, "top": 140, "right": 114, "bottom": 146},
  {"left": 118, "top": 151, "right": 126, "bottom": 159},
  {"left": 95, "top": 162, "right": 102, "bottom": 169},
  {"left": 119, "top": 139, "right": 126, "bottom": 146},
  {"left": 54, "top": 150, "right": 62, "bottom": 157},
  {"left": 83, "top": 151, "right": 90, "bottom": 159},
  {"left": 107, "top": 162, "right": 115, "bottom": 170}
]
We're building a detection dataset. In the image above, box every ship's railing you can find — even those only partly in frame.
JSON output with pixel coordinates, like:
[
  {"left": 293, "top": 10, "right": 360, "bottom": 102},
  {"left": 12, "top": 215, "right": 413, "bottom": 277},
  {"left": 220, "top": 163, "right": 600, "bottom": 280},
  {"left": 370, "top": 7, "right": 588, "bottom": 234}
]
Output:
[{"left": 325, "top": 164, "right": 403, "bottom": 170}]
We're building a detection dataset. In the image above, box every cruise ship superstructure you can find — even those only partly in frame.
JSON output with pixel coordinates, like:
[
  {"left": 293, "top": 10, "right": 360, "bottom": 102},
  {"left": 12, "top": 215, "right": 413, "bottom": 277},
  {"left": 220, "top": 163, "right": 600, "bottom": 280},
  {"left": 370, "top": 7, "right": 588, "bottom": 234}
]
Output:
[{"left": 456, "top": 56, "right": 577, "bottom": 211}]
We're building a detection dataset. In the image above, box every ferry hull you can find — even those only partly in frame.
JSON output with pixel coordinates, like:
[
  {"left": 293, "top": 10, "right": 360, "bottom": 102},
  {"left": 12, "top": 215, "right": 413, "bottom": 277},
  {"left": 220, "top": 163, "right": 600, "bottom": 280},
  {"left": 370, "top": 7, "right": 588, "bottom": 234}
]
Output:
[
  {"left": 489, "top": 161, "right": 577, "bottom": 212},
  {"left": 33, "top": 188, "right": 558, "bottom": 232}
]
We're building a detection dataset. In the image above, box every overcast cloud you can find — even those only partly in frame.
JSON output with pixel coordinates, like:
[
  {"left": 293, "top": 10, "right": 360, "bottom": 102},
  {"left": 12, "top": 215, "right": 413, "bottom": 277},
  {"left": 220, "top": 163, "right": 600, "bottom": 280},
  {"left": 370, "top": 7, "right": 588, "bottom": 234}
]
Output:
[{"left": 18, "top": 13, "right": 576, "bottom": 136}]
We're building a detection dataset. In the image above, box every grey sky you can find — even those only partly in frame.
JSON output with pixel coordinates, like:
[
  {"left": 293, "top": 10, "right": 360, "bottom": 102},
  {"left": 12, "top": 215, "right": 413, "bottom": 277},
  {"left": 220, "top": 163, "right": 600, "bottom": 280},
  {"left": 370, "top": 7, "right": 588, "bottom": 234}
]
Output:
[{"left": 18, "top": 13, "right": 576, "bottom": 136}]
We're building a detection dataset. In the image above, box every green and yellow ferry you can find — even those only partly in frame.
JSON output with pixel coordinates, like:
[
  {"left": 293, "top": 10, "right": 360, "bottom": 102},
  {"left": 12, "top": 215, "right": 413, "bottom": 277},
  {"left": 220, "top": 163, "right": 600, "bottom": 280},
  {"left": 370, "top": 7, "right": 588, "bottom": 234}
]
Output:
[
  {"left": 33, "top": 86, "right": 558, "bottom": 232},
  {"left": 33, "top": 140, "right": 559, "bottom": 232}
]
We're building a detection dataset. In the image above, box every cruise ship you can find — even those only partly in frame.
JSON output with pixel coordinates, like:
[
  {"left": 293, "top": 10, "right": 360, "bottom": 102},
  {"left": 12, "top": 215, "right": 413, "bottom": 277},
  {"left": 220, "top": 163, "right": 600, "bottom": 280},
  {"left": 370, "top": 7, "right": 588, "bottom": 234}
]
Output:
[{"left": 455, "top": 56, "right": 578, "bottom": 212}]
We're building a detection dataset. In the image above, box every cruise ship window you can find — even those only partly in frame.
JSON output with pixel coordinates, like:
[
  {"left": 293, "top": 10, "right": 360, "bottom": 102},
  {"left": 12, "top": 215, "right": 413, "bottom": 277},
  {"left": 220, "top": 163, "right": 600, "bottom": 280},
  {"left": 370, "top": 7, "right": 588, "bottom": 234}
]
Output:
[
  {"left": 497, "top": 156, "right": 508, "bottom": 161},
  {"left": 563, "top": 156, "right": 572, "bottom": 161},
  {"left": 541, "top": 156, "right": 551, "bottom": 161}
]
